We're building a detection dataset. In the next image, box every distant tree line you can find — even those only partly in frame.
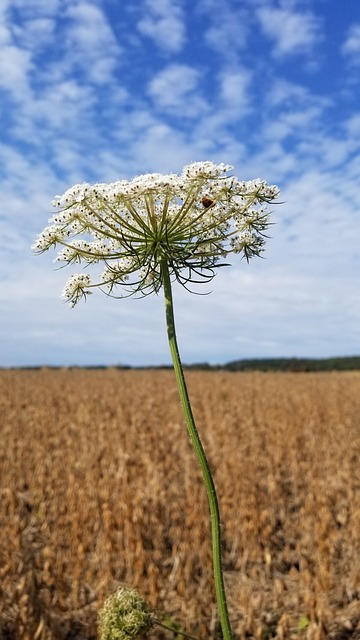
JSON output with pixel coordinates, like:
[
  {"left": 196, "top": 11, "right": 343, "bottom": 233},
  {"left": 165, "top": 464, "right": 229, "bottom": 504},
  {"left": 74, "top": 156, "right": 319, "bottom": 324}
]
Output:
[{"left": 215, "top": 356, "right": 360, "bottom": 372}]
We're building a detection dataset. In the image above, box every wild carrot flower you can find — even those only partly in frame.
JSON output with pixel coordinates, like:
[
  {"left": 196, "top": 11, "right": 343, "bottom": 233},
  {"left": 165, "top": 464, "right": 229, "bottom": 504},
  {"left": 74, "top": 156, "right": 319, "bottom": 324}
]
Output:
[
  {"left": 33, "top": 161, "right": 279, "bottom": 640},
  {"left": 32, "top": 162, "right": 279, "bottom": 306}
]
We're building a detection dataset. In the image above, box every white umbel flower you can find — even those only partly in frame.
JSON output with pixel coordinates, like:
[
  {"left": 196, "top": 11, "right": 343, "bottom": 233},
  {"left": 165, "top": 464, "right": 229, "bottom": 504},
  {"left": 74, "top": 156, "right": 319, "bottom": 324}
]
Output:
[
  {"left": 61, "top": 273, "right": 92, "bottom": 306},
  {"left": 33, "top": 161, "right": 279, "bottom": 305}
]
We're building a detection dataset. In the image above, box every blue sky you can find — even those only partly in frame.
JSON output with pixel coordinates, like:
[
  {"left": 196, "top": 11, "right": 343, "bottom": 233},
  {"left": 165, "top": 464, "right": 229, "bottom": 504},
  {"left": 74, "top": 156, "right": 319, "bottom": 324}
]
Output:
[{"left": 1, "top": 0, "right": 359, "bottom": 367}]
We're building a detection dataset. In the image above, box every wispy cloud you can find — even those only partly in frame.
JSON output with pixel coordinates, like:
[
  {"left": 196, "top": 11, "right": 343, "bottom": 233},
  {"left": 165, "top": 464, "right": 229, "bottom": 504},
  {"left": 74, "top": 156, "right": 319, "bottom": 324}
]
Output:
[
  {"left": 0, "top": 45, "right": 32, "bottom": 96},
  {"left": 217, "top": 68, "right": 252, "bottom": 113},
  {"left": 342, "top": 23, "right": 360, "bottom": 63},
  {"left": 147, "top": 63, "right": 205, "bottom": 117},
  {"left": 137, "top": 0, "right": 186, "bottom": 53},
  {"left": 256, "top": 5, "right": 321, "bottom": 57},
  {"left": 63, "top": 3, "right": 122, "bottom": 84},
  {"left": 199, "top": 0, "right": 249, "bottom": 60}
]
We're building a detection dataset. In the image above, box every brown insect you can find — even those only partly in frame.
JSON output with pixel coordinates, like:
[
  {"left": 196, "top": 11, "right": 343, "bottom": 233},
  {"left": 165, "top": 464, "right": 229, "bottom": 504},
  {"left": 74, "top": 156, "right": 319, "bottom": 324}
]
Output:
[{"left": 201, "top": 195, "right": 215, "bottom": 209}]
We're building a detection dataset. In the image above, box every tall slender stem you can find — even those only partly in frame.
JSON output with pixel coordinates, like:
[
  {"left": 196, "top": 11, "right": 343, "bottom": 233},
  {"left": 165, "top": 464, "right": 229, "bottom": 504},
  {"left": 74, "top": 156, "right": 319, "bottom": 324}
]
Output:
[{"left": 161, "top": 259, "right": 233, "bottom": 640}]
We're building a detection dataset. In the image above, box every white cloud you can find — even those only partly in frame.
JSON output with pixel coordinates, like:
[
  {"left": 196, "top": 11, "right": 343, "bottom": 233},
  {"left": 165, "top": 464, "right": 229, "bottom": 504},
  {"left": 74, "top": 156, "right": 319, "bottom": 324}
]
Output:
[
  {"left": 64, "top": 3, "right": 122, "bottom": 84},
  {"left": 256, "top": 6, "right": 321, "bottom": 56},
  {"left": 6, "top": 0, "right": 60, "bottom": 15},
  {"left": 17, "top": 17, "right": 56, "bottom": 48},
  {"left": 36, "top": 81, "right": 96, "bottom": 128},
  {"left": 8, "top": 80, "right": 98, "bottom": 157},
  {"left": 263, "top": 79, "right": 331, "bottom": 146},
  {"left": 267, "top": 79, "right": 313, "bottom": 107},
  {"left": 0, "top": 45, "right": 32, "bottom": 97},
  {"left": 147, "top": 64, "right": 207, "bottom": 117},
  {"left": 344, "top": 112, "right": 360, "bottom": 137},
  {"left": 342, "top": 23, "right": 360, "bottom": 63},
  {"left": 217, "top": 68, "right": 252, "bottom": 113},
  {"left": 148, "top": 64, "right": 198, "bottom": 103},
  {"left": 200, "top": 1, "right": 249, "bottom": 59},
  {"left": 2, "top": 0, "right": 59, "bottom": 59},
  {"left": 137, "top": 0, "right": 186, "bottom": 53},
  {"left": 0, "top": 5, "right": 12, "bottom": 46}
]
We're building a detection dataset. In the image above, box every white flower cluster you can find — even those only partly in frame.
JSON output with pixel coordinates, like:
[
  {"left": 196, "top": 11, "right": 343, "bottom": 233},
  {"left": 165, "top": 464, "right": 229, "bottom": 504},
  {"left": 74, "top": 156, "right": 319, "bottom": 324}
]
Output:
[
  {"left": 61, "top": 273, "right": 92, "bottom": 305},
  {"left": 32, "top": 161, "right": 279, "bottom": 305}
]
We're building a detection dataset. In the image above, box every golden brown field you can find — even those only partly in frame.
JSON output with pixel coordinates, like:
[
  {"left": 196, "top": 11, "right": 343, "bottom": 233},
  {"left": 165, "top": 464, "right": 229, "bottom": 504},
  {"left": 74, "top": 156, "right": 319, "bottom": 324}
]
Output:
[{"left": 0, "top": 369, "right": 360, "bottom": 640}]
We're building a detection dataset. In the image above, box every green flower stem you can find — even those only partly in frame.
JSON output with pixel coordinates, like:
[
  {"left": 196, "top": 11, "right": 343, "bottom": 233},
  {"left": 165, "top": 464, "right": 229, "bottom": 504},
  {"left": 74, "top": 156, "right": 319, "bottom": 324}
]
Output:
[{"left": 161, "top": 259, "right": 233, "bottom": 640}]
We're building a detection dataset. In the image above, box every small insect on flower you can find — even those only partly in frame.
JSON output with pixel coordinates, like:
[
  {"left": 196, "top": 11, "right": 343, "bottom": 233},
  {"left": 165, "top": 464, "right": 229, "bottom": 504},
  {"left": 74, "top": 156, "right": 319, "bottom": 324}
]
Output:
[{"left": 201, "top": 195, "right": 215, "bottom": 209}]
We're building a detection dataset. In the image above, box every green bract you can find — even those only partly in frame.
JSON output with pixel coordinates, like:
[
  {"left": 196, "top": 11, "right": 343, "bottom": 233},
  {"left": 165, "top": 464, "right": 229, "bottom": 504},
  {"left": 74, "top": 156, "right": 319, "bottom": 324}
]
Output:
[{"left": 32, "top": 161, "right": 279, "bottom": 306}]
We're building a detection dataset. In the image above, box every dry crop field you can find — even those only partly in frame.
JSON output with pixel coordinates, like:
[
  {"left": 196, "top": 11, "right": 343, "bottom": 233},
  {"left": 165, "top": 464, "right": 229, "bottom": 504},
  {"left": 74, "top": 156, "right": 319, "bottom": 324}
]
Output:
[{"left": 0, "top": 368, "right": 360, "bottom": 640}]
